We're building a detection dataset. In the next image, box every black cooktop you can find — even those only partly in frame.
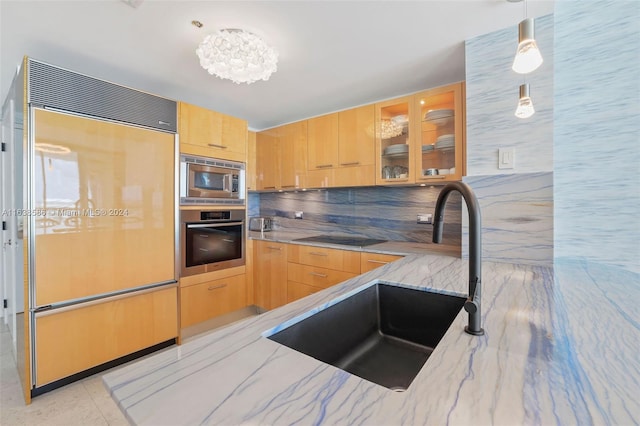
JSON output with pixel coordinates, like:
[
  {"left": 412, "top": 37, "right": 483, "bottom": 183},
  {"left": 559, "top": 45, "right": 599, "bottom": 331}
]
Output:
[{"left": 293, "top": 235, "right": 387, "bottom": 247}]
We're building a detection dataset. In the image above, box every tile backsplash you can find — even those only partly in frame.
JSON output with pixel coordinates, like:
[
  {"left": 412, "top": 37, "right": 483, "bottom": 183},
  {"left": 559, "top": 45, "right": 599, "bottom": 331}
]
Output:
[{"left": 249, "top": 186, "right": 461, "bottom": 252}]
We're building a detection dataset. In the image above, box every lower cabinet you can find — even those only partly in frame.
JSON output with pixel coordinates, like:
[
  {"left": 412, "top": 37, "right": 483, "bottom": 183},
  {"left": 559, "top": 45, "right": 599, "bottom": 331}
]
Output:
[
  {"left": 253, "top": 240, "right": 288, "bottom": 310},
  {"left": 287, "top": 263, "right": 357, "bottom": 303},
  {"left": 179, "top": 273, "right": 246, "bottom": 328},
  {"left": 34, "top": 286, "right": 178, "bottom": 387},
  {"left": 360, "top": 252, "right": 404, "bottom": 273},
  {"left": 253, "top": 240, "right": 404, "bottom": 308}
]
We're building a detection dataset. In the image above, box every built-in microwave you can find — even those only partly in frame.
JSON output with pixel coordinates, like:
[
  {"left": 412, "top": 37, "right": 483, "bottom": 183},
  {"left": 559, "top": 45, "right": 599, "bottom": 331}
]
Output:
[{"left": 179, "top": 154, "right": 245, "bottom": 205}]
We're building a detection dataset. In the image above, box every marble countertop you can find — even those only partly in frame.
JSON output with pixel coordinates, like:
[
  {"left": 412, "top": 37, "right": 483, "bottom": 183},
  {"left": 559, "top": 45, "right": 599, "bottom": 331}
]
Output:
[
  {"left": 248, "top": 229, "right": 461, "bottom": 257},
  {"left": 103, "top": 253, "right": 640, "bottom": 425}
]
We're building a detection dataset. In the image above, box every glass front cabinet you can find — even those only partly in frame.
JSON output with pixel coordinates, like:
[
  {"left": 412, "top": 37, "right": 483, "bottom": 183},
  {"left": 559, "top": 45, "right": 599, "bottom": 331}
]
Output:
[
  {"left": 375, "top": 96, "right": 414, "bottom": 185},
  {"left": 414, "top": 82, "right": 464, "bottom": 183},
  {"left": 375, "top": 82, "right": 465, "bottom": 185}
]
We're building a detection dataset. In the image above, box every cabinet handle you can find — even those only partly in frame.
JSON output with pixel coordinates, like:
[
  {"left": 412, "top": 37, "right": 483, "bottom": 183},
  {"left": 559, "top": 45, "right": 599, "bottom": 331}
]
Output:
[
  {"left": 340, "top": 161, "right": 360, "bottom": 166},
  {"left": 208, "top": 143, "right": 228, "bottom": 149},
  {"left": 387, "top": 179, "right": 409, "bottom": 182},
  {"left": 316, "top": 164, "right": 333, "bottom": 168},
  {"left": 263, "top": 186, "right": 277, "bottom": 189},
  {"left": 419, "top": 175, "right": 447, "bottom": 180},
  {"left": 281, "top": 185, "right": 297, "bottom": 188},
  {"left": 309, "top": 272, "right": 328, "bottom": 278},
  {"left": 309, "top": 251, "right": 328, "bottom": 256},
  {"left": 367, "top": 260, "right": 388, "bottom": 264},
  {"left": 267, "top": 246, "right": 282, "bottom": 250},
  {"left": 208, "top": 284, "right": 227, "bottom": 291}
]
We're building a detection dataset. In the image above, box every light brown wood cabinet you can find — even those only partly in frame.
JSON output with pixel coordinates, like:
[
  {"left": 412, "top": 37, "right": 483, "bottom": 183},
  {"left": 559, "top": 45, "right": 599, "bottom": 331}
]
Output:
[
  {"left": 360, "top": 252, "right": 404, "bottom": 273},
  {"left": 34, "top": 286, "right": 177, "bottom": 387},
  {"left": 179, "top": 101, "right": 247, "bottom": 162},
  {"left": 255, "top": 122, "right": 308, "bottom": 190},
  {"left": 414, "top": 82, "right": 465, "bottom": 183},
  {"left": 374, "top": 82, "right": 465, "bottom": 185},
  {"left": 247, "top": 131, "right": 257, "bottom": 191},
  {"left": 286, "top": 244, "right": 360, "bottom": 303},
  {"left": 253, "top": 240, "right": 288, "bottom": 310},
  {"left": 179, "top": 274, "right": 246, "bottom": 328},
  {"left": 306, "top": 106, "right": 375, "bottom": 188}
]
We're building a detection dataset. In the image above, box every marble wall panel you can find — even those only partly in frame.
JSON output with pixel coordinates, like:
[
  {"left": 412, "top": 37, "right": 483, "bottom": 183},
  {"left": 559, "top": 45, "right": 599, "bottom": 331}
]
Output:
[
  {"left": 553, "top": 1, "right": 640, "bottom": 273},
  {"left": 465, "top": 14, "right": 554, "bottom": 176},
  {"left": 463, "top": 173, "right": 554, "bottom": 266},
  {"left": 252, "top": 186, "right": 461, "bottom": 250}
]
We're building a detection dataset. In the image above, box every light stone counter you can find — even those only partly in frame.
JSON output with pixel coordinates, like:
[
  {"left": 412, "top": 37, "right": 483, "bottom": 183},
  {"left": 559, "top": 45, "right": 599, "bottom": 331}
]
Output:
[
  {"left": 248, "top": 230, "right": 461, "bottom": 257},
  {"left": 103, "top": 254, "right": 640, "bottom": 425}
]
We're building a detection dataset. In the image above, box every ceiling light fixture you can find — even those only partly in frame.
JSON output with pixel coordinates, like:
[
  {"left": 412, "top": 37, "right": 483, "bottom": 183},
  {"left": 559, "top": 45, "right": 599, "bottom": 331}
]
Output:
[
  {"left": 510, "top": 0, "right": 543, "bottom": 74},
  {"left": 515, "top": 84, "right": 535, "bottom": 119},
  {"left": 195, "top": 28, "right": 278, "bottom": 85}
]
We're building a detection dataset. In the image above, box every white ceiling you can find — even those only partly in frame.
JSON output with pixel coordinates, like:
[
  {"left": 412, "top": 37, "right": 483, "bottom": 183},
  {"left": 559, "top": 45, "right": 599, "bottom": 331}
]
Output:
[{"left": 0, "top": 0, "right": 553, "bottom": 130}]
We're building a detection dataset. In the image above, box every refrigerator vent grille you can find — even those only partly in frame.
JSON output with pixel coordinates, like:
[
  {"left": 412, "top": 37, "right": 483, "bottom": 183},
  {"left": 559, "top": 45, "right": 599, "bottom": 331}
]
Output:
[{"left": 28, "top": 59, "right": 177, "bottom": 133}]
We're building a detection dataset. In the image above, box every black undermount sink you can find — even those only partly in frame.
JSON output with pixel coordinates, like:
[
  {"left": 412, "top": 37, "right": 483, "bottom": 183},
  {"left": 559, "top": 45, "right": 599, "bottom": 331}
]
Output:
[{"left": 267, "top": 282, "right": 465, "bottom": 391}]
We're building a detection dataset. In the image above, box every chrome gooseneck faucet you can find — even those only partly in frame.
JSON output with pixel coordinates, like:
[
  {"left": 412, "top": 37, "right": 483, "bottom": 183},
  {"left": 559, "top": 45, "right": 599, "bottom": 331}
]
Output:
[{"left": 432, "top": 182, "right": 484, "bottom": 336}]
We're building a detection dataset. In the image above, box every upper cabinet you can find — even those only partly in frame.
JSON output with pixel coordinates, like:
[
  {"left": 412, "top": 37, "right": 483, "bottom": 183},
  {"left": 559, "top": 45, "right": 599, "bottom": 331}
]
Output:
[
  {"left": 255, "top": 122, "right": 308, "bottom": 191},
  {"left": 307, "top": 105, "right": 376, "bottom": 188},
  {"left": 253, "top": 82, "right": 465, "bottom": 191},
  {"left": 375, "top": 82, "right": 465, "bottom": 185},
  {"left": 414, "top": 82, "right": 464, "bottom": 183},
  {"left": 375, "top": 96, "right": 415, "bottom": 185},
  {"left": 179, "top": 101, "right": 247, "bottom": 162}
]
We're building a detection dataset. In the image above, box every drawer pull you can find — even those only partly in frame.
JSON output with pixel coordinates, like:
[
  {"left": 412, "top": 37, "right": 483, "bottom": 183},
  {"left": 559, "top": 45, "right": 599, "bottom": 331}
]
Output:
[
  {"left": 309, "top": 251, "right": 328, "bottom": 256},
  {"left": 207, "top": 284, "right": 227, "bottom": 291},
  {"left": 281, "top": 185, "right": 297, "bottom": 188},
  {"left": 208, "top": 143, "right": 228, "bottom": 149},
  {"left": 263, "top": 186, "right": 277, "bottom": 189},
  {"left": 267, "top": 246, "right": 282, "bottom": 250},
  {"left": 367, "top": 260, "right": 389, "bottom": 264},
  {"left": 340, "top": 161, "right": 360, "bottom": 166},
  {"left": 309, "top": 272, "right": 328, "bottom": 278},
  {"left": 316, "top": 164, "right": 333, "bottom": 168}
]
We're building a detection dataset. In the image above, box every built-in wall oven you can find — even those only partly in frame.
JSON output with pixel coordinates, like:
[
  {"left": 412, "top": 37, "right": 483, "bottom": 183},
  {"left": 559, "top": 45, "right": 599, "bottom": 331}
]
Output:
[{"left": 180, "top": 209, "right": 245, "bottom": 277}]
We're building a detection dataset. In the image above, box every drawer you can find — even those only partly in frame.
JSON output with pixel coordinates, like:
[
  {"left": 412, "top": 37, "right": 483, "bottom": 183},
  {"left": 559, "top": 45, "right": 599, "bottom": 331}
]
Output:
[
  {"left": 287, "top": 244, "right": 360, "bottom": 273},
  {"left": 287, "top": 281, "right": 323, "bottom": 303},
  {"left": 287, "top": 263, "right": 357, "bottom": 289},
  {"left": 360, "top": 253, "right": 404, "bottom": 273},
  {"left": 180, "top": 274, "right": 246, "bottom": 328}
]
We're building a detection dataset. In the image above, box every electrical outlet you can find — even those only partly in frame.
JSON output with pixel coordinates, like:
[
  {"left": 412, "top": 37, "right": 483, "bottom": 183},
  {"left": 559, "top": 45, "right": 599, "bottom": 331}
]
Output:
[
  {"left": 294, "top": 211, "right": 303, "bottom": 219},
  {"left": 417, "top": 213, "right": 432, "bottom": 224}
]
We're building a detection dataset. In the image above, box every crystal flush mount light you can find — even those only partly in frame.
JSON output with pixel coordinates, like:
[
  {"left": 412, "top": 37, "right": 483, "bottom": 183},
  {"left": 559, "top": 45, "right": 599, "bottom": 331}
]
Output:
[
  {"left": 515, "top": 84, "right": 535, "bottom": 119},
  {"left": 195, "top": 28, "right": 278, "bottom": 85}
]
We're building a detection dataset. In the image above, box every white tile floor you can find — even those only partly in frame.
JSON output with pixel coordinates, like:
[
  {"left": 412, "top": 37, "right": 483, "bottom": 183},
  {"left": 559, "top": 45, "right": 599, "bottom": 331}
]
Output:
[
  {"left": 1, "top": 324, "right": 130, "bottom": 425},
  {"left": 0, "top": 308, "right": 257, "bottom": 425}
]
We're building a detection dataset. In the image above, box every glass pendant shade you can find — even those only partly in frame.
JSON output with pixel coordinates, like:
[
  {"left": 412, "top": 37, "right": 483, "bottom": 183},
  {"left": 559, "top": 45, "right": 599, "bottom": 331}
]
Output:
[
  {"left": 515, "top": 84, "right": 535, "bottom": 118},
  {"left": 196, "top": 29, "right": 278, "bottom": 84},
  {"left": 512, "top": 18, "right": 543, "bottom": 74}
]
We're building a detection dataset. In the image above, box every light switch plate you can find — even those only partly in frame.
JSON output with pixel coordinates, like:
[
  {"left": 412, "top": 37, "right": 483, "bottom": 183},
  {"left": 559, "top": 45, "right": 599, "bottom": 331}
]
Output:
[{"left": 498, "top": 147, "right": 515, "bottom": 169}]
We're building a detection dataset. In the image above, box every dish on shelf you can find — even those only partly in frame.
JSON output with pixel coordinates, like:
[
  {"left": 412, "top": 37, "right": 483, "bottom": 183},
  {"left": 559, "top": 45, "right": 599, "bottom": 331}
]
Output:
[
  {"left": 421, "top": 144, "right": 435, "bottom": 152},
  {"left": 424, "top": 109, "right": 454, "bottom": 126},
  {"left": 435, "top": 134, "right": 455, "bottom": 149},
  {"left": 383, "top": 144, "right": 409, "bottom": 156}
]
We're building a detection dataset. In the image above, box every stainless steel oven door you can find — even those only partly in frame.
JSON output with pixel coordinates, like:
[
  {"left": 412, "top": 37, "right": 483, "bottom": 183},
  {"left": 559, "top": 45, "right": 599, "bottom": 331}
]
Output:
[{"left": 180, "top": 210, "right": 245, "bottom": 277}]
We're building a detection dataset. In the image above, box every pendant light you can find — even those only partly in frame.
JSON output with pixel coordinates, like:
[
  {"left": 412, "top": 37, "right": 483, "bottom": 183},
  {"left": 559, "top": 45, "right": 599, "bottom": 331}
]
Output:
[
  {"left": 515, "top": 84, "right": 535, "bottom": 119},
  {"left": 511, "top": 0, "right": 543, "bottom": 74}
]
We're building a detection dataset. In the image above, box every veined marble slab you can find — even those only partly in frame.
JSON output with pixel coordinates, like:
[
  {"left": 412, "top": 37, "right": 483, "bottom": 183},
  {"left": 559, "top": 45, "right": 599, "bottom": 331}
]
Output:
[
  {"left": 463, "top": 172, "right": 553, "bottom": 266},
  {"left": 103, "top": 254, "right": 639, "bottom": 425}
]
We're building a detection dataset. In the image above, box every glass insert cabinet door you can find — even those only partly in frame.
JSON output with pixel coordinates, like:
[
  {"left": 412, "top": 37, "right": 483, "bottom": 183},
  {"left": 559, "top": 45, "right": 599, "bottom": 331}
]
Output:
[
  {"left": 32, "top": 108, "right": 175, "bottom": 306},
  {"left": 375, "top": 96, "right": 414, "bottom": 185},
  {"left": 415, "top": 83, "right": 464, "bottom": 182}
]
